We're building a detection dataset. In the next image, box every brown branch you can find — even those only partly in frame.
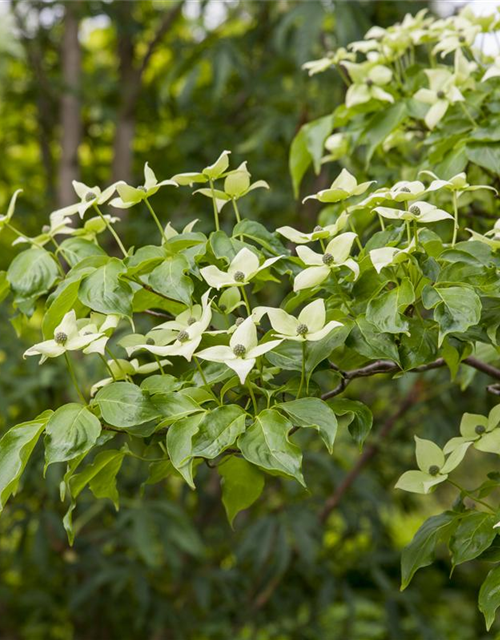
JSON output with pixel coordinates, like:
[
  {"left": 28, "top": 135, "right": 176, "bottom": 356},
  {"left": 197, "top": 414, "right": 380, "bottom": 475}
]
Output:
[
  {"left": 319, "top": 383, "right": 422, "bottom": 523},
  {"left": 321, "top": 356, "right": 500, "bottom": 401}
]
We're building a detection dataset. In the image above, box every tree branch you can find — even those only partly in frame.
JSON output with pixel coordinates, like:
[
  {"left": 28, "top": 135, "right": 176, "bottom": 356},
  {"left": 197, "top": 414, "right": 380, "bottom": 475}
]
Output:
[{"left": 321, "top": 356, "right": 500, "bottom": 400}]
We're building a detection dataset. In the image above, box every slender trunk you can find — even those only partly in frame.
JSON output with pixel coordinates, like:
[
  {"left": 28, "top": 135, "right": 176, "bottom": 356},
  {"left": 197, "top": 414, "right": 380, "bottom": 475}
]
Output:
[{"left": 58, "top": 3, "right": 82, "bottom": 206}]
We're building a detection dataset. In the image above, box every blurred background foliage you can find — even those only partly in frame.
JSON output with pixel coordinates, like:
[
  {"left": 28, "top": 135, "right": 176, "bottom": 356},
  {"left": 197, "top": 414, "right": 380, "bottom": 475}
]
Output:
[{"left": 1, "top": 1, "right": 498, "bottom": 639}]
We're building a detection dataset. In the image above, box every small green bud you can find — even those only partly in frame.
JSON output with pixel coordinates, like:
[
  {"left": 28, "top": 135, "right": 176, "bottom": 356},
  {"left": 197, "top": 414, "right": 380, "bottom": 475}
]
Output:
[
  {"left": 409, "top": 205, "right": 421, "bottom": 216},
  {"left": 233, "top": 271, "right": 245, "bottom": 283},
  {"left": 187, "top": 317, "right": 197, "bottom": 326},
  {"left": 399, "top": 186, "right": 411, "bottom": 193},
  {"left": 55, "top": 332, "right": 68, "bottom": 345},
  {"left": 437, "top": 90, "right": 446, "bottom": 99},
  {"left": 322, "top": 253, "right": 334, "bottom": 266},
  {"left": 458, "top": 35, "right": 466, "bottom": 43},
  {"left": 85, "top": 191, "right": 97, "bottom": 202},
  {"left": 219, "top": 304, "right": 227, "bottom": 312},
  {"left": 475, "top": 425, "right": 486, "bottom": 435},
  {"left": 177, "top": 330, "right": 190, "bottom": 343},
  {"left": 428, "top": 465, "right": 441, "bottom": 476},
  {"left": 42, "top": 225, "right": 51, "bottom": 234},
  {"left": 314, "top": 225, "right": 323, "bottom": 233},
  {"left": 296, "top": 323, "right": 308, "bottom": 336},
  {"left": 138, "top": 186, "right": 147, "bottom": 192},
  {"left": 366, "top": 78, "right": 374, "bottom": 87},
  {"left": 146, "top": 337, "right": 155, "bottom": 346},
  {"left": 235, "top": 317, "right": 244, "bottom": 326},
  {"left": 233, "top": 344, "right": 246, "bottom": 357}
]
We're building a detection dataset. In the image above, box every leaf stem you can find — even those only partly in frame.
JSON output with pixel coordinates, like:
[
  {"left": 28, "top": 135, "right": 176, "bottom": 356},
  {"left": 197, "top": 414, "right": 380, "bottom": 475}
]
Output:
[
  {"left": 247, "top": 381, "right": 258, "bottom": 414},
  {"left": 452, "top": 191, "right": 459, "bottom": 247},
  {"left": 447, "top": 479, "right": 496, "bottom": 513},
  {"left": 98, "top": 353, "right": 116, "bottom": 380},
  {"left": 209, "top": 179, "right": 220, "bottom": 232},
  {"left": 297, "top": 340, "right": 306, "bottom": 398},
  {"left": 231, "top": 198, "right": 243, "bottom": 241},
  {"left": 241, "top": 285, "right": 251, "bottom": 315},
  {"left": 93, "top": 204, "right": 128, "bottom": 258},
  {"left": 64, "top": 352, "right": 86, "bottom": 404},
  {"left": 144, "top": 197, "right": 167, "bottom": 243}
]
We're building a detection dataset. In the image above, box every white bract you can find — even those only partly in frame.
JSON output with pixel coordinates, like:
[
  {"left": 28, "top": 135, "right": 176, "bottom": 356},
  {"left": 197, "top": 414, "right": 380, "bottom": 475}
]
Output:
[
  {"left": 0, "top": 189, "right": 22, "bottom": 232},
  {"left": 90, "top": 357, "right": 171, "bottom": 396},
  {"left": 194, "top": 161, "right": 269, "bottom": 209},
  {"left": 129, "top": 292, "right": 213, "bottom": 362},
  {"left": 164, "top": 219, "right": 199, "bottom": 240},
  {"left": 302, "top": 48, "right": 355, "bottom": 76},
  {"left": 201, "top": 248, "right": 282, "bottom": 290},
  {"left": 256, "top": 299, "right": 342, "bottom": 343},
  {"left": 395, "top": 436, "right": 471, "bottom": 494},
  {"left": 343, "top": 62, "right": 394, "bottom": 108},
  {"left": 76, "top": 313, "right": 121, "bottom": 356},
  {"left": 196, "top": 317, "right": 282, "bottom": 384},
  {"left": 110, "top": 163, "right": 177, "bottom": 208},
  {"left": 294, "top": 232, "right": 359, "bottom": 292},
  {"left": 24, "top": 310, "right": 106, "bottom": 364},
  {"left": 277, "top": 213, "right": 347, "bottom": 244},
  {"left": 413, "top": 69, "right": 465, "bottom": 129},
  {"left": 303, "top": 169, "right": 375, "bottom": 204},
  {"left": 375, "top": 201, "right": 453, "bottom": 224},
  {"left": 369, "top": 242, "right": 415, "bottom": 274},
  {"left": 54, "top": 181, "right": 117, "bottom": 219},
  {"left": 482, "top": 56, "right": 500, "bottom": 82},
  {"left": 171, "top": 150, "right": 231, "bottom": 186},
  {"left": 419, "top": 170, "right": 497, "bottom": 196}
]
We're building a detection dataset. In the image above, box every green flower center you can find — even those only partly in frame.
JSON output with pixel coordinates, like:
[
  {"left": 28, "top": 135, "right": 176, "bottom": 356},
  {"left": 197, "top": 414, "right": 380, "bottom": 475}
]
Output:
[
  {"left": 458, "top": 35, "right": 466, "bottom": 43},
  {"left": 42, "top": 225, "right": 50, "bottom": 234},
  {"left": 55, "top": 332, "right": 68, "bottom": 345},
  {"left": 138, "top": 186, "right": 147, "bottom": 192},
  {"left": 296, "top": 323, "right": 309, "bottom": 336},
  {"left": 399, "top": 186, "right": 411, "bottom": 193},
  {"left": 366, "top": 78, "right": 374, "bottom": 87},
  {"left": 187, "top": 317, "right": 197, "bottom": 326},
  {"left": 314, "top": 225, "right": 323, "bottom": 233},
  {"left": 409, "top": 205, "right": 421, "bottom": 216},
  {"left": 322, "top": 253, "right": 334, "bottom": 266},
  {"left": 475, "top": 425, "right": 486, "bottom": 435},
  {"left": 428, "top": 465, "right": 441, "bottom": 476},
  {"left": 85, "top": 191, "right": 97, "bottom": 202},
  {"left": 233, "top": 271, "right": 245, "bottom": 283},
  {"left": 233, "top": 343, "right": 246, "bottom": 357},
  {"left": 177, "top": 330, "right": 190, "bottom": 343},
  {"left": 235, "top": 317, "right": 244, "bottom": 326},
  {"left": 437, "top": 90, "right": 446, "bottom": 99},
  {"left": 219, "top": 304, "right": 227, "bottom": 312},
  {"left": 146, "top": 337, "right": 155, "bottom": 346}
]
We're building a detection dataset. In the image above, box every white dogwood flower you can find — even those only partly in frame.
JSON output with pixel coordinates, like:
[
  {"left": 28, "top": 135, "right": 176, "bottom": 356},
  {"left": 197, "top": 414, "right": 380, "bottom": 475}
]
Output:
[
  {"left": 482, "top": 56, "right": 500, "bottom": 83},
  {"left": 256, "top": 299, "right": 343, "bottom": 342},
  {"left": 201, "top": 248, "right": 282, "bottom": 290},
  {"left": 52, "top": 181, "right": 117, "bottom": 219},
  {"left": 413, "top": 69, "right": 465, "bottom": 129},
  {"left": 24, "top": 310, "right": 105, "bottom": 364},
  {"left": 294, "top": 232, "right": 359, "bottom": 291},
  {"left": 171, "top": 150, "right": 231, "bottom": 186},
  {"left": 375, "top": 201, "right": 453, "bottom": 224},
  {"left": 343, "top": 62, "right": 394, "bottom": 108},
  {"left": 303, "top": 169, "right": 375, "bottom": 204},
  {"left": 110, "top": 163, "right": 177, "bottom": 208},
  {"left": 0, "top": 189, "right": 22, "bottom": 232},
  {"left": 419, "top": 170, "right": 497, "bottom": 196},
  {"left": 277, "top": 213, "right": 347, "bottom": 245},
  {"left": 196, "top": 317, "right": 282, "bottom": 384},
  {"left": 369, "top": 242, "right": 415, "bottom": 274},
  {"left": 302, "top": 48, "right": 356, "bottom": 76},
  {"left": 90, "top": 357, "right": 171, "bottom": 396}
]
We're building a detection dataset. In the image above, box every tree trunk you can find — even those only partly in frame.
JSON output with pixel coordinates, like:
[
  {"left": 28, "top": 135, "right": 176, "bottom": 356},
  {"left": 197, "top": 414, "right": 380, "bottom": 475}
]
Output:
[{"left": 58, "top": 3, "right": 82, "bottom": 207}]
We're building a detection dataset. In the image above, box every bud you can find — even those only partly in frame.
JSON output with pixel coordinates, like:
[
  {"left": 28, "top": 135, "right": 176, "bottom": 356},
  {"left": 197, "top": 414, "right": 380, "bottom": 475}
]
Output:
[
  {"left": 42, "top": 225, "right": 51, "bottom": 234},
  {"left": 428, "top": 465, "right": 440, "bottom": 476},
  {"left": 296, "top": 323, "right": 308, "bottom": 336},
  {"left": 233, "top": 271, "right": 245, "bottom": 283},
  {"left": 177, "top": 330, "right": 190, "bottom": 343},
  {"left": 85, "top": 191, "right": 97, "bottom": 202},
  {"left": 314, "top": 225, "right": 323, "bottom": 233},
  {"left": 475, "top": 425, "right": 486, "bottom": 435},
  {"left": 437, "top": 90, "right": 446, "bottom": 99},
  {"left": 366, "top": 78, "right": 374, "bottom": 87},
  {"left": 55, "top": 332, "right": 68, "bottom": 345},
  {"left": 458, "top": 35, "right": 466, "bottom": 43},
  {"left": 322, "top": 253, "right": 334, "bottom": 266},
  {"left": 187, "top": 317, "right": 197, "bottom": 326},
  {"left": 219, "top": 304, "right": 227, "bottom": 312},
  {"left": 146, "top": 337, "right": 155, "bottom": 346},
  {"left": 235, "top": 317, "right": 244, "bottom": 326},
  {"left": 138, "top": 186, "right": 147, "bottom": 192},
  {"left": 232, "top": 344, "right": 246, "bottom": 357},
  {"left": 399, "top": 186, "right": 411, "bottom": 193},
  {"left": 409, "top": 205, "right": 421, "bottom": 216}
]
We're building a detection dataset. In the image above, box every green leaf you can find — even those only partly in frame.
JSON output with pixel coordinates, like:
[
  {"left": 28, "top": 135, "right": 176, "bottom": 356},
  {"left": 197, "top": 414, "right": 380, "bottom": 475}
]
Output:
[
  {"left": 347, "top": 316, "right": 400, "bottom": 362},
  {"left": 42, "top": 277, "right": 87, "bottom": 338},
  {"left": 289, "top": 114, "right": 334, "bottom": 197},
  {"left": 167, "top": 413, "right": 205, "bottom": 488},
  {"left": 59, "top": 238, "right": 106, "bottom": 267},
  {"left": 361, "top": 101, "right": 407, "bottom": 163},
  {"left": 466, "top": 142, "right": 500, "bottom": 174},
  {"left": 219, "top": 456, "right": 265, "bottom": 527},
  {"left": 92, "top": 382, "right": 160, "bottom": 429},
  {"left": 64, "top": 450, "right": 125, "bottom": 544},
  {"left": 328, "top": 398, "right": 373, "bottom": 449},
  {"left": 401, "top": 512, "right": 457, "bottom": 590},
  {"left": 148, "top": 254, "right": 193, "bottom": 305},
  {"left": 79, "top": 257, "right": 133, "bottom": 317},
  {"left": 7, "top": 247, "right": 59, "bottom": 300},
  {"left": 190, "top": 405, "right": 247, "bottom": 459},
  {"left": 422, "top": 284, "right": 482, "bottom": 346},
  {"left": 278, "top": 398, "right": 338, "bottom": 453},
  {"left": 44, "top": 403, "right": 102, "bottom": 470},
  {"left": 153, "top": 391, "right": 204, "bottom": 426},
  {"left": 239, "top": 409, "right": 305, "bottom": 486},
  {"left": 479, "top": 565, "right": 500, "bottom": 630},
  {"left": 450, "top": 511, "right": 497, "bottom": 567},
  {"left": 366, "top": 278, "right": 415, "bottom": 335},
  {"left": 0, "top": 413, "right": 49, "bottom": 511}
]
